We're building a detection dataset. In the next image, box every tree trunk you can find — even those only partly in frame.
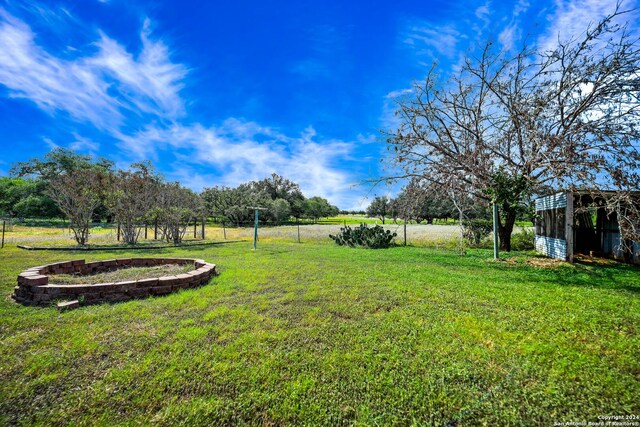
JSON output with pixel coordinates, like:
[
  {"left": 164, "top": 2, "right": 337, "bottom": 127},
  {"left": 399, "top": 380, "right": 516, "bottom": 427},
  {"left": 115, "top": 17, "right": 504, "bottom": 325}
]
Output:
[{"left": 498, "top": 208, "right": 517, "bottom": 251}]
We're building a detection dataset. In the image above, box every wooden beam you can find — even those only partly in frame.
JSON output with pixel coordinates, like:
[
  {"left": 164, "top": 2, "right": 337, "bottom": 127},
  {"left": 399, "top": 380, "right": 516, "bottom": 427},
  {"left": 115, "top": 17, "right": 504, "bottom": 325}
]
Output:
[{"left": 565, "top": 190, "right": 574, "bottom": 263}]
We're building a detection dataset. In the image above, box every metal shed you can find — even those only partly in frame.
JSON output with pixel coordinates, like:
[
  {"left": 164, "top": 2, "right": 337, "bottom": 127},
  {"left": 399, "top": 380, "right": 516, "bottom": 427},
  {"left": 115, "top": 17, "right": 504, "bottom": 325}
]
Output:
[{"left": 534, "top": 191, "right": 639, "bottom": 264}]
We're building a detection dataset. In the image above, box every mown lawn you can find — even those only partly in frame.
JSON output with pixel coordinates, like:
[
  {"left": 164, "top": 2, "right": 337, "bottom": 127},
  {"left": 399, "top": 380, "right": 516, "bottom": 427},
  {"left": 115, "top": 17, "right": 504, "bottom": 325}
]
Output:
[{"left": 0, "top": 237, "right": 638, "bottom": 426}]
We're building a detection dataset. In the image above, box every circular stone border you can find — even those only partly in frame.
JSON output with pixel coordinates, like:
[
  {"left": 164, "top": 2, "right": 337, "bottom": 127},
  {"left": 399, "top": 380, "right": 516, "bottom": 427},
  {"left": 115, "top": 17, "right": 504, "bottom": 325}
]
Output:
[{"left": 12, "top": 258, "right": 217, "bottom": 309}]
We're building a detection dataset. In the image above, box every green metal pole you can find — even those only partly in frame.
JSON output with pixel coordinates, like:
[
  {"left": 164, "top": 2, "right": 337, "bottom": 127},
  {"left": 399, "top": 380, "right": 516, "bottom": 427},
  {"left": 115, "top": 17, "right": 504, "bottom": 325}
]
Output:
[
  {"left": 253, "top": 209, "right": 259, "bottom": 250},
  {"left": 493, "top": 201, "right": 499, "bottom": 259}
]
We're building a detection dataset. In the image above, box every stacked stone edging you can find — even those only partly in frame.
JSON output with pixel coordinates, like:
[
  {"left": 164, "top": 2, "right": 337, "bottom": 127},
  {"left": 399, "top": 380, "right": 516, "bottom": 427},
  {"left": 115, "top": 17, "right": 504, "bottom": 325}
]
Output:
[{"left": 12, "top": 258, "right": 217, "bottom": 307}]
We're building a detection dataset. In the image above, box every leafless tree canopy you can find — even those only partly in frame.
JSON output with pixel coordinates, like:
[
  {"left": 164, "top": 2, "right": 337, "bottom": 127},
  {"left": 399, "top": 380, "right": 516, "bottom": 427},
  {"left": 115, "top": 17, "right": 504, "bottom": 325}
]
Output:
[
  {"left": 105, "top": 162, "right": 160, "bottom": 245},
  {"left": 387, "top": 4, "right": 640, "bottom": 247},
  {"left": 152, "top": 182, "right": 202, "bottom": 245},
  {"left": 47, "top": 170, "right": 103, "bottom": 245}
]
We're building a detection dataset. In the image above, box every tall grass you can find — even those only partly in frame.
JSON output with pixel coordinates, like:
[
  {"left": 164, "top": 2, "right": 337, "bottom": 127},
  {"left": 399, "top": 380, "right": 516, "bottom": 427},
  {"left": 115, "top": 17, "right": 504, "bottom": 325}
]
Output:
[{"left": 0, "top": 233, "right": 638, "bottom": 425}]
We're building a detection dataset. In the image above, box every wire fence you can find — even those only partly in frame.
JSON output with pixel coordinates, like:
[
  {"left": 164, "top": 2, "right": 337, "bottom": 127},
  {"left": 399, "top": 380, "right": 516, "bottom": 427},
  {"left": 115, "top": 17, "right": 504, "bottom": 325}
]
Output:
[{"left": 0, "top": 217, "right": 463, "bottom": 249}]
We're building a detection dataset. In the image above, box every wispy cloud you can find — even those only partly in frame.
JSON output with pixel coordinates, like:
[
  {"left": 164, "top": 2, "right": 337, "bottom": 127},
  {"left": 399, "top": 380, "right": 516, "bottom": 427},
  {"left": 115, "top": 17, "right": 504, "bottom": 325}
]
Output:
[
  {"left": 0, "top": 9, "right": 121, "bottom": 129},
  {"left": 0, "top": 9, "right": 187, "bottom": 130},
  {"left": 498, "top": 22, "right": 521, "bottom": 51},
  {"left": 0, "top": 5, "right": 364, "bottom": 208},
  {"left": 89, "top": 19, "right": 188, "bottom": 120},
  {"left": 496, "top": 0, "right": 531, "bottom": 51},
  {"left": 290, "top": 24, "right": 349, "bottom": 80},
  {"left": 403, "top": 23, "right": 465, "bottom": 59},
  {"left": 475, "top": 2, "right": 491, "bottom": 26},
  {"left": 43, "top": 133, "right": 99, "bottom": 153},
  {"left": 537, "top": 0, "right": 635, "bottom": 52},
  {"left": 380, "top": 89, "right": 413, "bottom": 131},
  {"left": 68, "top": 133, "right": 100, "bottom": 153},
  {"left": 118, "top": 120, "right": 358, "bottom": 207}
]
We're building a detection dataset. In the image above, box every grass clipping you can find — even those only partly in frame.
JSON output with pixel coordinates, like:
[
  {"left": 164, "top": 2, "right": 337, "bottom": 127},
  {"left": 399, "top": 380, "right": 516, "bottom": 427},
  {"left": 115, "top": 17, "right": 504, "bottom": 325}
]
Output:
[{"left": 49, "top": 264, "right": 194, "bottom": 285}]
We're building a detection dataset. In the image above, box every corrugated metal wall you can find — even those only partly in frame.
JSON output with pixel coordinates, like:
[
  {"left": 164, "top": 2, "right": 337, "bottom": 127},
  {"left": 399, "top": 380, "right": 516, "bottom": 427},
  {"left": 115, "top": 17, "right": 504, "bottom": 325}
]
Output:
[
  {"left": 535, "top": 236, "right": 567, "bottom": 260},
  {"left": 535, "top": 191, "right": 639, "bottom": 264},
  {"left": 535, "top": 192, "right": 568, "bottom": 261},
  {"left": 535, "top": 192, "right": 567, "bottom": 211}
]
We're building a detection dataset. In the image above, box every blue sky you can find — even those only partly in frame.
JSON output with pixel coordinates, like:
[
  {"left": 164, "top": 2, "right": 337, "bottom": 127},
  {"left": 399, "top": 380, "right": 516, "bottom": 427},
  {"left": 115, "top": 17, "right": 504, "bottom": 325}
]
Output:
[{"left": 0, "top": 0, "right": 633, "bottom": 209}]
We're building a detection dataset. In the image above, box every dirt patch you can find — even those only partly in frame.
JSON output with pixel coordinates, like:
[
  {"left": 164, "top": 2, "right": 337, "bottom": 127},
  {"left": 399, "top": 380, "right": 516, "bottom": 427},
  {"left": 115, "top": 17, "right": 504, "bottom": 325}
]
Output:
[
  {"left": 50, "top": 264, "right": 194, "bottom": 285},
  {"left": 488, "top": 256, "right": 569, "bottom": 268}
]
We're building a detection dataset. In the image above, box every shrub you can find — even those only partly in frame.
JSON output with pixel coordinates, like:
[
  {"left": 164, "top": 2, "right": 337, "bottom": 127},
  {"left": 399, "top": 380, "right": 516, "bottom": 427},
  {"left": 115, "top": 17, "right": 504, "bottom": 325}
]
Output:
[
  {"left": 329, "top": 224, "right": 397, "bottom": 248},
  {"left": 461, "top": 219, "right": 493, "bottom": 246},
  {"left": 511, "top": 227, "right": 535, "bottom": 251}
]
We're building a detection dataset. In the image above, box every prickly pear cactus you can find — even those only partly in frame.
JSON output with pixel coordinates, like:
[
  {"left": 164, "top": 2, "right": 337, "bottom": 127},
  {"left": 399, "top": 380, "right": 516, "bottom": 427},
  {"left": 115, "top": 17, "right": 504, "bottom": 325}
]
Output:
[{"left": 329, "top": 224, "right": 397, "bottom": 248}]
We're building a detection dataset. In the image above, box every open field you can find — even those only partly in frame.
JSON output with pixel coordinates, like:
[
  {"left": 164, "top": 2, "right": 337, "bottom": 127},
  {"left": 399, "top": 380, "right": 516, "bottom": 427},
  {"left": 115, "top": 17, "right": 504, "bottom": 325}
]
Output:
[
  {"left": 0, "top": 231, "right": 638, "bottom": 425},
  {"left": 1, "top": 222, "right": 523, "bottom": 248}
]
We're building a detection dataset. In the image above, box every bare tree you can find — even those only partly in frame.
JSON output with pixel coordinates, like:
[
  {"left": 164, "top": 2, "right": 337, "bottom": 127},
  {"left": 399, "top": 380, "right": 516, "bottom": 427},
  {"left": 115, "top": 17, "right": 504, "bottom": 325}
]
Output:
[
  {"left": 105, "top": 162, "right": 159, "bottom": 245},
  {"left": 154, "top": 182, "right": 202, "bottom": 245},
  {"left": 387, "top": 5, "right": 640, "bottom": 250},
  {"left": 47, "top": 170, "right": 103, "bottom": 245}
]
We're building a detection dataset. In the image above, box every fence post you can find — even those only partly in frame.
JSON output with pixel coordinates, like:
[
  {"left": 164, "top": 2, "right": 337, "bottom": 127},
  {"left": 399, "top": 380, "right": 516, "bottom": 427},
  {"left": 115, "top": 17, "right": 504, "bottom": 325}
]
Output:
[
  {"left": 193, "top": 219, "right": 197, "bottom": 238},
  {"left": 154, "top": 220, "right": 158, "bottom": 240},
  {"left": 1, "top": 220, "right": 5, "bottom": 249},
  {"left": 253, "top": 209, "right": 259, "bottom": 250},
  {"left": 404, "top": 220, "right": 407, "bottom": 246},
  {"left": 144, "top": 224, "right": 148, "bottom": 240},
  {"left": 223, "top": 221, "right": 227, "bottom": 240},
  {"left": 201, "top": 217, "right": 205, "bottom": 239},
  {"left": 117, "top": 223, "right": 120, "bottom": 241},
  {"left": 297, "top": 217, "right": 300, "bottom": 243}
]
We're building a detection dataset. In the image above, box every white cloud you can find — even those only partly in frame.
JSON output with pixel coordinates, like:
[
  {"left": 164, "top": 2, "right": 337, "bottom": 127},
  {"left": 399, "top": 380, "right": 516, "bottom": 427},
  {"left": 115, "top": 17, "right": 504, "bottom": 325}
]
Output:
[
  {"left": 117, "top": 120, "right": 359, "bottom": 208},
  {"left": 475, "top": 2, "right": 491, "bottom": 26},
  {"left": 498, "top": 22, "right": 520, "bottom": 51},
  {"left": 380, "top": 88, "right": 413, "bottom": 131},
  {"left": 43, "top": 137, "right": 59, "bottom": 149},
  {"left": 88, "top": 19, "right": 187, "bottom": 119},
  {"left": 0, "top": 9, "right": 187, "bottom": 130},
  {"left": 69, "top": 133, "right": 100, "bottom": 152},
  {"left": 0, "top": 6, "right": 365, "bottom": 209},
  {"left": 513, "top": 0, "right": 530, "bottom": 17},
  {"left": 0, "top": 10, "right": 122, "bottom": 129},
  {"left": 404, "top": 23, "right": 465, "bottom": 59},
  {"left": 475, "top": 4, "right": 490, "bottom": 20},
  {"left": 42, "top": 133, "right": 99, "bottom": 153},
  {"left": 538, "top": 0, "right": 633, "bottom": 52}
]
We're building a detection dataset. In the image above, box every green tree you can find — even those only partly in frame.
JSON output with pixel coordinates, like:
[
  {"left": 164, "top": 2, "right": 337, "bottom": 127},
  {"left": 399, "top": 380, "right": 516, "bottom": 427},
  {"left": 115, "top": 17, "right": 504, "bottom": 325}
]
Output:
[
  {"left": 269, "top": 198, "right": 291, "bottom": 224},
  {"left": 11, "top": 147, "right": 113, "bottom": 180},
  {"left": 254, "top": 173, "right": 305, "bottom": 216},
  {"left": 0, "top": 177, "right": 60, "bottom": 218},
  {"left": 483, "top": 169, "right": 532, "bottom": 251},
  {"left": 10, "top": 148, "right": 114, "bottom": 221},
  {"left": 303, "top": 197, "right": 338, "bottom": 222},
  {"left": 366, "top": 196, "right": 390, "bottom": 224}
]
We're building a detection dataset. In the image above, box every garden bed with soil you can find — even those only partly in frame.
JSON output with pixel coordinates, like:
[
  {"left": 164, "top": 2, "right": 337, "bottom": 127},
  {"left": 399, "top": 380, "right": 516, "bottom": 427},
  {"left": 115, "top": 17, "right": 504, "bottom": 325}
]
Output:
[{"left": 12, "top": 257, "right": 217, "bottom": 309}]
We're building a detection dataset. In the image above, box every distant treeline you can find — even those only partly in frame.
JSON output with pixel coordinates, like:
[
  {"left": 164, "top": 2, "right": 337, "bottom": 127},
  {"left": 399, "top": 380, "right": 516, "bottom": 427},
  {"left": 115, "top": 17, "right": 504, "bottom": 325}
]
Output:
[{"left": 0, "top": 148, "right": 343, "bottom": 245}]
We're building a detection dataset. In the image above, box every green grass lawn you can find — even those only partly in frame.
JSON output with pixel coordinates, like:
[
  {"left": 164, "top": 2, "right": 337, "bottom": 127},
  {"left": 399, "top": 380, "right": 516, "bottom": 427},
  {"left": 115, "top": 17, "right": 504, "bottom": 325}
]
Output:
[{"left": 0, "top": 237, "right": 638, "bottom": 425}]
